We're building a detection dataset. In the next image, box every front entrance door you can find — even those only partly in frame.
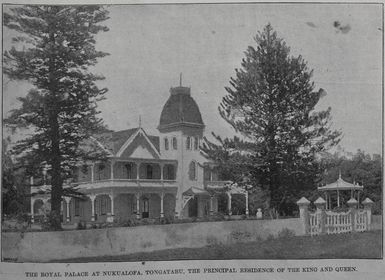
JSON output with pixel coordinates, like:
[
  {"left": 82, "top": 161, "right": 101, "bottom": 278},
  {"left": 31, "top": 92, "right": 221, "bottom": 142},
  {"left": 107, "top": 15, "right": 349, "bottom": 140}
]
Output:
[
  {"left": 142, "top": 198, "right": 149, "bottom": 218},
  {"left": 188, "top": 197, "right": 198, "bottom": 217}
]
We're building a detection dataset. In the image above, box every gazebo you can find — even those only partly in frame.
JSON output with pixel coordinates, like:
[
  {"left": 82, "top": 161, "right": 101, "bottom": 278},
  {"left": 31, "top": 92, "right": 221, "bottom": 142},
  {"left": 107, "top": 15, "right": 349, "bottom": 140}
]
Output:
[{"left": 317, "top": 172, "right": 364, "bottom": 209}]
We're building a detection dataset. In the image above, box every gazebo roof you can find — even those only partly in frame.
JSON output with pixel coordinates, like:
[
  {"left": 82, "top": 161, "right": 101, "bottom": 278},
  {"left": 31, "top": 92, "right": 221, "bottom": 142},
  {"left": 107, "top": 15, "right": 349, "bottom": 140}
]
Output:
[{"left": 318, "top": 173, "right": 364, "bottom": 191}]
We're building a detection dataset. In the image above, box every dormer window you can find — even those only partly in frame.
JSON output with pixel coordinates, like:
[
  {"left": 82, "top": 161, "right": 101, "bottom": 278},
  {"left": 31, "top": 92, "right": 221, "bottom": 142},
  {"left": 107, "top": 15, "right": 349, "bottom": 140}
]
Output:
[{"left": 164, "top": 137, "right": 169, "bottom": 150}]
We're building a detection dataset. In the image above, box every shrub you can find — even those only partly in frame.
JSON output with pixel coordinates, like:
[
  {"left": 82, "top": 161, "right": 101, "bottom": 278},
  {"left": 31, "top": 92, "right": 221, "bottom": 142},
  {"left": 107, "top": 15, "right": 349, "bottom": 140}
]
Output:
[
  {"left": 254, "top": 235, "right": 263, "bottom": 242},
  {"left": 266, "top": 233, "right": 275, "bottom": 241},
  {"left": 209, "top": 212, "right": 225, "bottom": 221},
  {"left": 372, "top": 200, "right": 382, "bottom": 215},
  {"left": 164, "top": 215, "right": 174, "bottom": 224},
  {"left": 41, "top": 212, "right": 63, "bottom": 231},
  {"left": 230, "top": 231, "right": 252, "bottom": 242},
  {"left": 206, "top": 236, "right": 219, "bottom": 246},
  {"left": 76, "top": 222, "right": 83, "bottom": 230},
  {"left": 16, "top": 213, "right": 30, "bottom": 224},
  {"left": 277, "top": 228, "right": 296, "bottom": 239}
]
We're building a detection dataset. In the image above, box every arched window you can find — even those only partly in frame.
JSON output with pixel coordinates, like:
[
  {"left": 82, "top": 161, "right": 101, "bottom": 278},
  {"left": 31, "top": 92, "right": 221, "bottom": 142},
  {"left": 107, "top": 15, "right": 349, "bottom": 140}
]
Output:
[
  {"left": 101, "top": 196, "right": 108, "bottom": 215},
  {"left": 172, "top": 137, "right": 177, "bottom": 150},
  {"left": 142, "top": 197, "right": 149, "bottom": 218},
  {"left": 164, "top": 137, "right": 169, "bottom": 150},
  {"left": 186, "top": 136, "right": 191, "bottom": 150},
  {"left": 194, "top": 137, "right": 199, "bottom": 150},
  {"left": 189, "top": 161, "right": 197, "bottom": 181},
  {"left": 143, "top": 198, "right": 149, "bottom": 212}
]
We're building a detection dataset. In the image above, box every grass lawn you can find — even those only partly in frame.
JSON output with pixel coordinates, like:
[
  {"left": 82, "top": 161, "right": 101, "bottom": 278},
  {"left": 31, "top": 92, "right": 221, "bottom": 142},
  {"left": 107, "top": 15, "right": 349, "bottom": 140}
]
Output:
[{"left": 60, "top": 230, "right": 382, "bottom": 262}]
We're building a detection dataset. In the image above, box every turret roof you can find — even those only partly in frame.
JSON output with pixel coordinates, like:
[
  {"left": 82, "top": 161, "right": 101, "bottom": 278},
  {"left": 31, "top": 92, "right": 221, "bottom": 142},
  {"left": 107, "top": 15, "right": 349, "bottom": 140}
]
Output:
[{"left": 159, "top": 86, "right": 204, "bottom": 130}]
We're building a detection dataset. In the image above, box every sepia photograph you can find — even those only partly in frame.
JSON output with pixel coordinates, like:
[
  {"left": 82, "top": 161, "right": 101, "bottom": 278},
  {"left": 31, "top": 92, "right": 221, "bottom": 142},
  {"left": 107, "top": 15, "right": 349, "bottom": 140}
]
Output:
[{"left": 1, "top": 1, "right": 383, "bottom": 270}]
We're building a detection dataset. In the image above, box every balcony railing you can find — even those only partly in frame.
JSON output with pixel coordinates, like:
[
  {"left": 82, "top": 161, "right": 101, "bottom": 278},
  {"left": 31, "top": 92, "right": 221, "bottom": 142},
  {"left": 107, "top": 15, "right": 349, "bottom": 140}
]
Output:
[
  {"left": 204, "top": 180, "right": 232, "bottom": 190},
  {"left": 74, "top": 178, "right": 178, "bottom": 190}
]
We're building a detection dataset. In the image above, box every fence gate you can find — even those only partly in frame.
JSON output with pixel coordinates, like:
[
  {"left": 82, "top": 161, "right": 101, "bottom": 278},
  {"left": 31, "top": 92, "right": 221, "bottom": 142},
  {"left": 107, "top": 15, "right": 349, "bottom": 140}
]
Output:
[{"left": 325, "top": 210, "right": 352, "bottom": 234}]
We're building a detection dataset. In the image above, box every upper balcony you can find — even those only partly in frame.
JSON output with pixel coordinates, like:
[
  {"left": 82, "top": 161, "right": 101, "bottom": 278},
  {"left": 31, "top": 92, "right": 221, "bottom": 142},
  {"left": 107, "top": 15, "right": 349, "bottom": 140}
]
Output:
[
  {"left": 31, "top": 159, "right": 179, "bottom": 193},
  {"left": 72, "top": 159, "right": 178, "bottom": 191},
  {"left": 75, "top": 178, "right": 178, "bottom": 191}
]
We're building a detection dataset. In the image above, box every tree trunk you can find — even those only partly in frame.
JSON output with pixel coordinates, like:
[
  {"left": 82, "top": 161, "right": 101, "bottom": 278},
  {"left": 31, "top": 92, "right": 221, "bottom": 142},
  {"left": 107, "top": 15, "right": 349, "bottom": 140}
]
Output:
[
  {"left": 47, "top": 26, "right": 63, "bottom": 230},
  {"left": 49, "top": 112, "right": 63, "bottom": 230}
]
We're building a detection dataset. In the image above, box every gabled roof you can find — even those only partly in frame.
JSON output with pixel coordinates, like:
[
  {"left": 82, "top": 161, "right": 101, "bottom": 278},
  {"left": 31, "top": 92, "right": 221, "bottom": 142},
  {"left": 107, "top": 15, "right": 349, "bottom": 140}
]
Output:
[
  {"left": 92, "top": 127, "right": 160, "bottom": 156},
  {"left": 116, "top": 127, "right": 160, "bottom": 158}
]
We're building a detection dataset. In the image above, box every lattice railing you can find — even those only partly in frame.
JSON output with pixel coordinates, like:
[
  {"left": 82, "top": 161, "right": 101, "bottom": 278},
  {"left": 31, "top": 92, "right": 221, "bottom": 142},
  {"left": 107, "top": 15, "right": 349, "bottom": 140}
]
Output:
[{"left": 325, "top": 210, "right": 352, "bottom": 234}]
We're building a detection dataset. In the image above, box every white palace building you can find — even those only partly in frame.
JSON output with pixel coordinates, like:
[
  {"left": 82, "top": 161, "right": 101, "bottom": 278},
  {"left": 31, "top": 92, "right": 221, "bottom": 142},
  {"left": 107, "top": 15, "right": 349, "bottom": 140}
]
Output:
[{"left": 30, "top": 84, "right": 247, "bottom": 224}]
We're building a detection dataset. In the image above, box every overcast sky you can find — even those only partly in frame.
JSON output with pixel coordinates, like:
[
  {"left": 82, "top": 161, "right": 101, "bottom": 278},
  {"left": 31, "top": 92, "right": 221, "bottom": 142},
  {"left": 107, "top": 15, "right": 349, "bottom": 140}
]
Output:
[{"left": 3, "top": 3, "right": 383, "bottom": 155}]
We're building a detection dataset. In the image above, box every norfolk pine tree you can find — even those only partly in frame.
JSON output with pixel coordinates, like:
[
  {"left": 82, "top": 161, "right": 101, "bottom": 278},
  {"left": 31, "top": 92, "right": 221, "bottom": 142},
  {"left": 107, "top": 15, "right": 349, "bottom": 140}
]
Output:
[
  {"left": 4, "top": 6, "right": 110, "bottom": 229},
  {"left": 214, "top": 24, "right": 341, "bottom": 216}
]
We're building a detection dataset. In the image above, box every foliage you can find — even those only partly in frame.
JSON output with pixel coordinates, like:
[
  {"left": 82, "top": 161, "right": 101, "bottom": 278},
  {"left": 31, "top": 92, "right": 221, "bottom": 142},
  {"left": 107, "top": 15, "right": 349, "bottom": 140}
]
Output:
[
  {"left": 76, "top": 221, "right": 87, "bottom": 230},
  {"left": 2, "top": 138, "right": 30, "bottom": 217},
  {"left": 277, "top": 228, "right": 296, "bottom": 239},
  {"left": 318, "top": 149, "right": 382, "bottom": 214},
  {"left": 41, "top": 211, "right": 63, "bottom": 231},
  {"left": 3, "top": 5, "right": 110, "bottom": 229},
  {"left": 203, "top": 24, "right": 341, "bottom": 216}
]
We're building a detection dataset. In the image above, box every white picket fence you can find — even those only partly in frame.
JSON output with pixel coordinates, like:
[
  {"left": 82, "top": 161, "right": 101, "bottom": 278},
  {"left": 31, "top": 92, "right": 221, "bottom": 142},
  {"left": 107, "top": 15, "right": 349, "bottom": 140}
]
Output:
[
  {"left": 309, "top": 212, "right": 321, "bottom": 236},
  {"left": 355, "top": 210, "right": 368, "bottom": 232},
  {"left": 298, "top": 196, "right": 374, "bottom": 236},
  {"left": 309, "top": 209, "right": 368, "bottom": 236}
]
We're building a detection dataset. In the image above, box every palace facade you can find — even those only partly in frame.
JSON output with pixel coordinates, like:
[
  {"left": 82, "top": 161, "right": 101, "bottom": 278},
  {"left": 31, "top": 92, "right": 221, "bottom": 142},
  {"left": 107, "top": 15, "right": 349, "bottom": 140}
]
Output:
[{"left": 31, "top": 85, "right": 232, "bottom": 224}]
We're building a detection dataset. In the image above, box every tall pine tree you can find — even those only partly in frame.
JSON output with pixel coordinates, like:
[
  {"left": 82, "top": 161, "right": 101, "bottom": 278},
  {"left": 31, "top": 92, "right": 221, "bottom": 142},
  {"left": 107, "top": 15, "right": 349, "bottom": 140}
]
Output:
[
  {"left": 4, "top": 5, "right": 110, "bottom": 229},
  {"left": 207, "top": 24, "right": 341, "bottom": 216}
]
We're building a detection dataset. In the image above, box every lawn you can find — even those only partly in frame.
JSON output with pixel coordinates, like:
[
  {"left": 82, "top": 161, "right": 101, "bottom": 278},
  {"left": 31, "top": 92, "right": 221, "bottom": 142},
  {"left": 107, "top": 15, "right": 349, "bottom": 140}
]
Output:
[{"left": 60, "top": 230, "right": 382, "bottom": 262}]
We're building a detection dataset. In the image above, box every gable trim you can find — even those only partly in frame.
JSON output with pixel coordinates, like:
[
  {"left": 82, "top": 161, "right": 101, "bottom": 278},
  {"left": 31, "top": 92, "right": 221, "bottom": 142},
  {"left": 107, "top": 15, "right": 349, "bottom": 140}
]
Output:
[
  {"left": 116, "top": 128, "right": 161, "bottom": 158},
  {"left": 90, "top": 136, "right": 114, "bottom": 157}
]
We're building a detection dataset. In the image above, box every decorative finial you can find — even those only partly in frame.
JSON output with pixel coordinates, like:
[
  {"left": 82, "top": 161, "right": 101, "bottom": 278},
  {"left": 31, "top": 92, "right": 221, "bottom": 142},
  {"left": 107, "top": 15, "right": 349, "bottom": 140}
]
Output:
[
  {"left": 339, "top": 169, "right": 341, "bottom": 179},
  {"left": 139, "top": 115, "right": 142, "bottom": 128},
  {"left": 180, "top": 73, "right": 182, "bottom": 87}
]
